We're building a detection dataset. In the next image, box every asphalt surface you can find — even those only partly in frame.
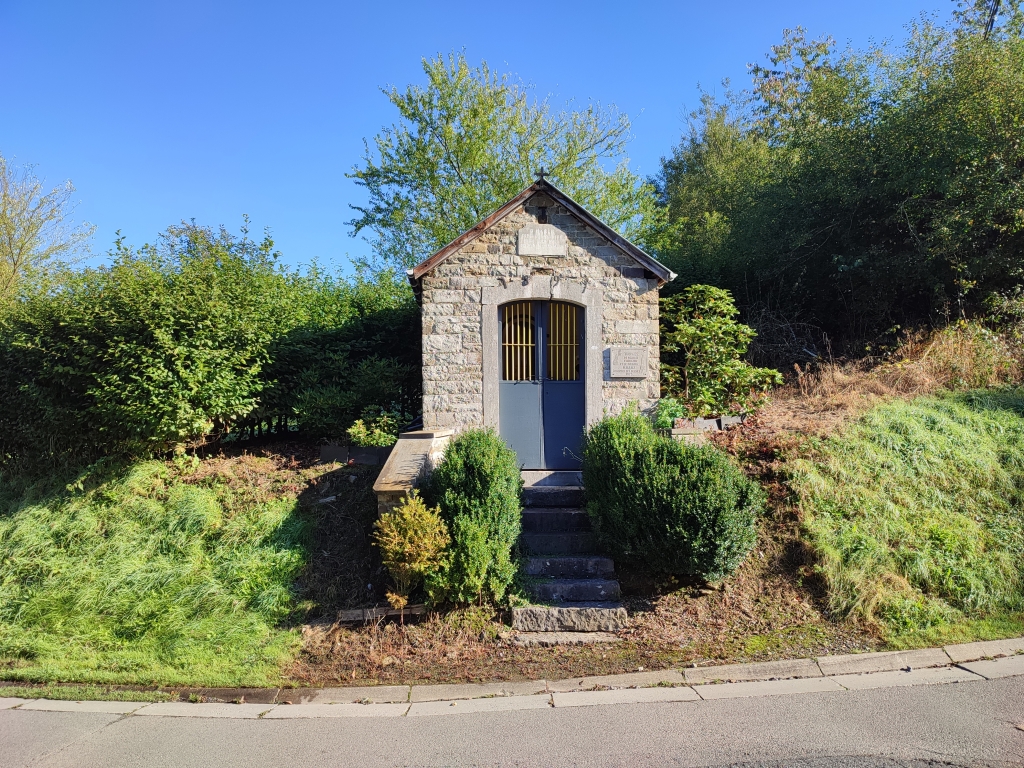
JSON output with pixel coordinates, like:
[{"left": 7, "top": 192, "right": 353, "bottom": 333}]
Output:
[{"left": 2, "top": 676, "right": 1022, "bottom": 768}]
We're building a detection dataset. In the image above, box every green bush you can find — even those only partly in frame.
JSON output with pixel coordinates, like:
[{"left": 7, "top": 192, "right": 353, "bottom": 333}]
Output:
[
  {"left": 658, "top": 286, "right": 781, "bottom": 422},
  {"left": 373, "top": 491, "right": 450, "bottom": 611},
  {"left": 425, "top": 429, "right": 523, "bottom": 605},
  {"left": 347, "top": 406, "right": 409, "bottom": 447},
  {"left": 582, "top": 409, "right": 762, "bottom": 580},
  {"left": 0, "top": 223, "right": 419, "bottom": 469}
]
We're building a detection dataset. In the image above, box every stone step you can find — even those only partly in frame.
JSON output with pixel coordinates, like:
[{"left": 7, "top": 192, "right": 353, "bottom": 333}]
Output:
[
  {"left": 512, "top": 602, "right": 629, "bottom": 632},
  {"left": 529, "top": 578, "right": 621, "bottom": 603},
  {"left": 522, "top": 486, "right": 585, "bottom": 508},
  {"left": 521, "top": 470, "right": 583, "bottom": 487},
  {"left": 521, "top": 531, "right": 596, "bottom": 555},
  {"left": 523, "top": 555, "right": 614, "bottom": 578},
  {"left": 521, "top": 508, "right": 591, "bottom": 533}
]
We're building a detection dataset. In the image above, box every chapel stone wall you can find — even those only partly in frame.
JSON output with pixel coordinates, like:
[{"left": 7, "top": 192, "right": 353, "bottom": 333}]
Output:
[{"left": 420, "top": 192, "right": 660, "bottom": 431}]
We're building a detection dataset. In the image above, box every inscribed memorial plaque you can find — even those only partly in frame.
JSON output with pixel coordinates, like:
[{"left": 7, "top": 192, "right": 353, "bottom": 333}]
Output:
[
  {"left": 610, "top": 348, "right": 648, "bottom": 378},
  {"left": 517, "top": 224, "right": 567, "bottom": 256}
]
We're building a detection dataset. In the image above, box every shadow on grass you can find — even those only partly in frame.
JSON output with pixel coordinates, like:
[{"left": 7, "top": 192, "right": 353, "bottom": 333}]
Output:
[{"left": 293, "top": 462, "right": 388, "bottom": 620}]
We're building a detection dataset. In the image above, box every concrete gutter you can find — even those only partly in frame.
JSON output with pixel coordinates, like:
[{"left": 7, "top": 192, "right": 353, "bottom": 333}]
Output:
[{"left": 2, "top": 637, "right": 1022, "bottom": 719}]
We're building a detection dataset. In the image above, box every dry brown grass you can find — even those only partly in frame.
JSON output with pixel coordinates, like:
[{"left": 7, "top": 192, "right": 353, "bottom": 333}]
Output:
[
  {"left": 285, "top": 511, "right": 881, "bottom": 687},
  {"left": 759, "top": 323, "right": 1020, "bottom": 437}
]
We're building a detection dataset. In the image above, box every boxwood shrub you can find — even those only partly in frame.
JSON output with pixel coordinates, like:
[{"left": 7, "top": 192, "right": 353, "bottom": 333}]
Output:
[
  {"left": 425, "top": 428, "right": 523, "bottom": 605},
  {"left": 581, "top": 410, "right": 762, "bottom": 581}
]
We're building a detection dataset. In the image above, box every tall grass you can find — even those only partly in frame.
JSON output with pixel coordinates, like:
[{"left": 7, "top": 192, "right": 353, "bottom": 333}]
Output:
[
  {"left": 0, "top": 460, "right": 310, "bottom": 686},
  {"left": 790, "top": 389, "right": 1024, "bottom": 641}
]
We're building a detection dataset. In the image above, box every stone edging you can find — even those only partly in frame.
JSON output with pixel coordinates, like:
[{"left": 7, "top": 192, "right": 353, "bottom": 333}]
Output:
[{"left": 1, "top": 637, "right": 1022, "bottom": 719}]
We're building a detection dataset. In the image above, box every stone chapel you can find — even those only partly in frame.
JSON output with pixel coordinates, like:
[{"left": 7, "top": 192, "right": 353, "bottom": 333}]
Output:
[{"left": 407, "top": 175, "right": 675, "bottom": 471}]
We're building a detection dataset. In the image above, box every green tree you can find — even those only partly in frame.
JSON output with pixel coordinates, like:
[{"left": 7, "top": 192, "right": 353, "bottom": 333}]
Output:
[
  {"left": 349, "top": 52, "right": 660, "bottom": 269},
  {"left": 655, "top": 5, "right": 1024, "bottom": 352},
  {"left": 0, "top": 153, "right": 93, "bottom": 304}
]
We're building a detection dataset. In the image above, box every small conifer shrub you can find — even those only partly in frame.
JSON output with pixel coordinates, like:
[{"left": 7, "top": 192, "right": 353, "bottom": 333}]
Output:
[
  {"left": 582, "top": 409, "right": 762, "bottom": 580},
  {"left": 426, "top": 429, "right": 523, "bottom": 605},
  {"left": 372, "top": 491, "right": 450, "bottom": 613}
]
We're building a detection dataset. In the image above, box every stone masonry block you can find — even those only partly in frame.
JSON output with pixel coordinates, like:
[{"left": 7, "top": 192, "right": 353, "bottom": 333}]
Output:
[{"left": 423, "top": 335, "right": 463, "bottom": 354}]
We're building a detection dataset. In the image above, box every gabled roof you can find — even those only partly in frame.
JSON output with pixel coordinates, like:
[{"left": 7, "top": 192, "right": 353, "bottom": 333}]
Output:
[{"left": 407, "top": 179, "right": 676, "bottom": 286}]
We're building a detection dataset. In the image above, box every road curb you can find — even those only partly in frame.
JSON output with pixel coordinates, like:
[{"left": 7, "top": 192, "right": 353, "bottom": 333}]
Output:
[
  {"left": 2, "top": 654, "right": 1021, "bottom": 719},
  {"left": 3, "top": 636, "right": 1022, "bottom": 717}
]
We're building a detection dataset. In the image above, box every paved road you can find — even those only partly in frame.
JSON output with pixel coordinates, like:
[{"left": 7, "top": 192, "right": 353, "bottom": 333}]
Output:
[{"left": 2, "top": 676, "right": 1022, "bottom": 768}]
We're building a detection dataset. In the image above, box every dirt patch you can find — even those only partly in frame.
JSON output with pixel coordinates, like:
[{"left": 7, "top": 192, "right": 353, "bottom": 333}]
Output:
[{"left": 285, "top": 515, "right": 879, "bottom": 688}]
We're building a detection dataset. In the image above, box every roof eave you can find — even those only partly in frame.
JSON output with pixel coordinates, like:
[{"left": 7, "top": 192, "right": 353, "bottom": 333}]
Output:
[{"left": 409, "top": 179, "right": 676, "bottom": 286}]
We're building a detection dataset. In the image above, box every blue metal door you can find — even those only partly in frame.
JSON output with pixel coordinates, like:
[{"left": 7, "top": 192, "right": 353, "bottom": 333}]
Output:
[
  {"left": 499, "top": 301, "right": 584, "bottom": 470},
  {"left": 542, "top": 301, "right": 585, "bottom": 469}
]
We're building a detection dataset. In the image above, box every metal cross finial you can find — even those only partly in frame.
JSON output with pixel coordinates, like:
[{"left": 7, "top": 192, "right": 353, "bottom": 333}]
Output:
[{"left": 535, "top": 167, "right": 549, "bottom": 181}]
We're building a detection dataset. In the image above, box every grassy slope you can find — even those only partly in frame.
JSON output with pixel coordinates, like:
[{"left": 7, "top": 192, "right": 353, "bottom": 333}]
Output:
[
  {"left": 789, "top": 388, "right": 1024, "bottom": 645},
  {"left": 3, "top": 386, "right": 1023, "bottom": 690},
  {"left": 0, "top": 454, "right": 332, "bottom": 687}
]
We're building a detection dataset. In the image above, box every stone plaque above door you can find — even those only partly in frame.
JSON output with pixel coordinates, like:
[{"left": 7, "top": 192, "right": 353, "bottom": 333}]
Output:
[
  {"left": 610, "top": 347, "right": 648, "bottom": 378},
  {"left": 517, "top": 224, "right": 567, "bottom": 256}
]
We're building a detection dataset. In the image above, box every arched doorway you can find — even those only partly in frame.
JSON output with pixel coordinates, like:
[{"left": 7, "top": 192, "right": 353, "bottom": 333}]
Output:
[{"left": 498, "top": 300, "right": 585, "bottom": 470}]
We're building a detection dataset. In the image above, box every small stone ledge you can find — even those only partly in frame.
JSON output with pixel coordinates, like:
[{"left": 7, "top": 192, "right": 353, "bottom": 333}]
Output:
[
  {"left": 814, "top": 647, "right": 951, "bottom": 676},
  {"left": 372, "top": 429, "right": 454, "bottom": 514},
  {"left": 409, "top": 681, "right": 546, "bottom": 702},
  {"left": 333, "top": 605, "right": 427, "bottom": 624},
  {"left": 546, "top": 670, "right": 684, "bottom": 691},
  {"left": 943, "top": 637, "right": 1024, "bottom": 663},
  {"left": 684, "top": 658, "right": 821, "bottom": 684},
  {"left": 8, "top": 647, "right": 1024, "bottom": 717},
  {"left": 669, "top": 415, "right": 745, "bottom": 445},
  {"left": 512, "top": 604, "right": 628, "bottom": 632}
]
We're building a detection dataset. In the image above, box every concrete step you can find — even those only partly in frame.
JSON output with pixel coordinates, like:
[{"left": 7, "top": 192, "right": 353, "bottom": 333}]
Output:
[
  {"left": 523, "top": 556, "right": 614, "bottom": 578},
  {"left": 512, "top": 602, "right": 629, "bottom": 632},
  {"left": 522, "top": 486, "right": 585, "bottom": 508},
  {"left": 529, "top": 578, "right": 621, "bottom": 602},
  {"left": 521, "top": 532, "right": 596, "bottom": 555},
  {"left": 521, "top": 508, "right": 591, "bottom": 533},
  {"left": 521, "top": 470, "right": 583, "bottom": 487}
]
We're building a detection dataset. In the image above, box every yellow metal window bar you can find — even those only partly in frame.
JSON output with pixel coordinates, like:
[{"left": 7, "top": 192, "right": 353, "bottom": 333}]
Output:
[
  {"left": 547, "top": 301, "right": 580, "bottom": 381},
  {"left": 502, "top": 301, "right": 535, "bottom": 381}
]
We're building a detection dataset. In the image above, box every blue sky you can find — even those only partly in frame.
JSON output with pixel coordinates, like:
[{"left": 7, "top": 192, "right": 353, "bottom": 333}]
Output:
[{"left": 3, "top": 0, "right": 949, "bottom": 271}]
